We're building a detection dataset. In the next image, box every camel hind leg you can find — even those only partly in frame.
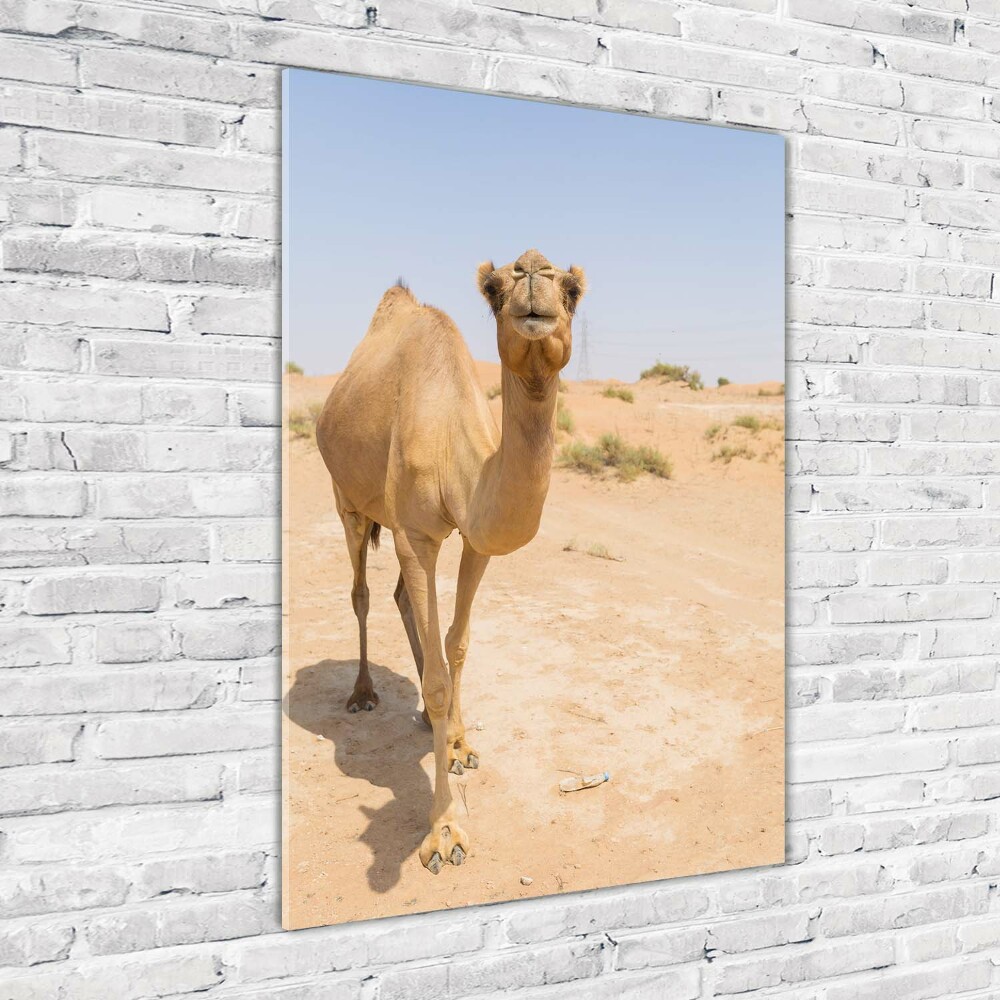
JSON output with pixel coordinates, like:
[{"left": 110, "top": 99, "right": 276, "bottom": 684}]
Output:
[
  {"left": 333, "top": 484, "right": 378, "bottom": 713},
  {"left": 394, "top": 572, "right": 431, "bottom": 726}
]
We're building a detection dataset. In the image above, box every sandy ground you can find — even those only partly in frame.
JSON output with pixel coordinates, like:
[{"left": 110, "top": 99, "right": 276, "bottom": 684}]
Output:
[{"left": 282, "top": 365, "right": 785, "bottom": 930}]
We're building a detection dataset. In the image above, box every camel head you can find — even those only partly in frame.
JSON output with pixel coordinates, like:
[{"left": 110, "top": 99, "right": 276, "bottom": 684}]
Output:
[{"left": 477, "top": 249, "right": 587, "bottom": 382}]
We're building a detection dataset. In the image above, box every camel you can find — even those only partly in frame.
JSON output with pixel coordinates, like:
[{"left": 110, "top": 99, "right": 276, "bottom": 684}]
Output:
[{"left": 315, "top": 249, "right": 586, "bottom": 874}]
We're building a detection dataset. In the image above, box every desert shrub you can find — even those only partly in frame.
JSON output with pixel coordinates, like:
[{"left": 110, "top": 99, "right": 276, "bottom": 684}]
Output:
[
  {"left": 559, "top": 441, "right": 604, "bottom": 475},
  {"left": 288, "top": 401, "right": 323, "bottom": 440},
  {"left": 559, "top": 378, "right": 568, "bottom": 393},
  {"left": 717, "top": 376, "right": 730, "bottom": 387},
  {"left": 601, "top": 386, "right": 634, "bottom": 404},
  {"left": 556, "top": 398, "right": 575, "bottom": 434},
  {"left": 712, "top": 444, "right": 755, "bottom": 464},
  {"left": 560, "top": 433, "right": 671, "bottom": 481},
  {"left": 758, "top": 384, "right": 785, "bottom": 397},
  {"left": 285, "top": 360, "right": 304, "bottom": 375},
  {"left": 486, "top": 383, "right": 502, "bottom": 400},
  {"left": 640, "top": 360, "right": 703, "bottom": 390},
  {"left": 733, "top": 414, "right": 762, "bottom": 433},
  {"left": 704, "top": 423, "right": 723, "bottom": 441},
  {"left": 733, "top": 414, "right": 783, "bottom": 434}
]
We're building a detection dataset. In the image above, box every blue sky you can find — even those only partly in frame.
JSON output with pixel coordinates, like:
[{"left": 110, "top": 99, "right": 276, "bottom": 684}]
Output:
[{"left": 283, "top": 69, "right": 785, "bottom": 384}]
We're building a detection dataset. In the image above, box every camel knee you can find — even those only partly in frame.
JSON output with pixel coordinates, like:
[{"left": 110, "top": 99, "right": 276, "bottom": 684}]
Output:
[
  {"left": 422, "top": 671, "right": 452, "bottom": 719},
  {"left": 351, "top": 583, "right": 369, "bottom": 619},
  {"left": 445, "top": 627, "right": 469, "bottom": 669}
]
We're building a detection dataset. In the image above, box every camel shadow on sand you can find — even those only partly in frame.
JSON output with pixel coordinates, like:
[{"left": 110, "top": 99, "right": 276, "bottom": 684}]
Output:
[{"left": 284, "top": 659, "right": 432, "bottom": 894}]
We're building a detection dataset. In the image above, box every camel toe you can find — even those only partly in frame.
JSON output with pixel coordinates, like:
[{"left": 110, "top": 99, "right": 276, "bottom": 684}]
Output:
[
  {"left": 426, "top": 852, "right": 443, "bottom": 875},
  {"left": 450, "top": 845, "right": 466, "bottom": 866}
]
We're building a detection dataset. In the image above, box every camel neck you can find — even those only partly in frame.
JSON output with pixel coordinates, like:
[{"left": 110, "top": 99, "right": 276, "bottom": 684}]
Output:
[{"left": 466, "top": 365, "right": 557, "bottom": 555}]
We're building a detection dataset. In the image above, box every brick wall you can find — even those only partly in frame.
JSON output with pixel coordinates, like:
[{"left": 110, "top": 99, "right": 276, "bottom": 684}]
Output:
[{"left": 2, "top": 1, "right": 999, "bottom": 997}]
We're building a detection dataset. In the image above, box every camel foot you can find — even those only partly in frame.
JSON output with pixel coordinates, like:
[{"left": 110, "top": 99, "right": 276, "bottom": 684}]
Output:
[
  {"left": 346, "top": 683, "right": 378, "bottom": 714},
  {"left": 419, "top": 820, "right": 469, "bottom": 874},
  {"left": 449, "top": 739, "right": 480, "bottom": 775}
]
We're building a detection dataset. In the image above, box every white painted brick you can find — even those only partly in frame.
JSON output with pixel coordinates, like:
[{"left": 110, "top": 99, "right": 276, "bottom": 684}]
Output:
[
  {"left": 189, "top": 293, "right": 278, "bottom": 338},
  {"left": 0, "top": 947, "right": 224, "bottom": 1000},
  {"left": 1, "top": 757, "right": 222, "bottom": 814},
  {"left": 216, "top": 520, "right": 280, "bottom": 562},
  {"left": 0, "top": 624, "right": 72, "bottom": 666},
  {"left": 95, "top": 708, "right": 275, "bottom": 758},
  {"left": 33, "top": 132, "right": 274, "bottom": 195},
  {"left": 173, "top": 567, "right": 279, "bottom": 609},
  {"left": 141, "top": 384, "right": 228, "bottom": 426},
  {"left": 0, "top": 81, "right": 225, "bottom": 146},
  {"left": 0, "top": 666, "right": 218, "bottom": 718},
  {"left": 176, "top": 615, "right": 279, "bottom": 659},
  {"left": 233, "top": 387, "right": 279, "bottom": 427},
  {"left": 80, "top": 48, "right": 275, "bottom": 106},
  {"left": 0, "top": 36, "right": 77, "bottom": 86},
  {"left": 95, "top": 474, "right": 276, "bottom": 519},
  {"left": 0, "top": 719, "right": 79, "bottom": 768},
  {"left": 90, "top": 338, "right": 276, "bottom": 382},
  {"left": 825, "top": 957, "right": 990, "bottom": 1000},
  {"left": 87, "top": 186, "right": 275, "bottom": 241},
  {"left": 829, "top": 589, "right": 993, "bottom": 623},
  {"left": 711, "top": 936, "right": 895, "bottom": 994},
  {"left": 94, "top": 619, "right": 176, "bottom": 664},
  {"left": 0, "top": 477, "right": 85, "bottom": 516},
  {"left": 794, "top": 738, "right": 948, "bottom": 782},
  {"left": 84, "top": 893, "right": 276, "bottom": 955},
  {"left": 0, "top": 325, "right": 81, "bottom": 372},
  {"left": 0, "top": 282, "right": 168, "bottom": 331},
  {"left": 801, "top": 101, "right": 900, "bottom": 144},
  {"left": 24, "top": 573, "right": 162, "bottom": 615},
  {"left": 0, "top": 920, "right": 74, "bottom": 967}
]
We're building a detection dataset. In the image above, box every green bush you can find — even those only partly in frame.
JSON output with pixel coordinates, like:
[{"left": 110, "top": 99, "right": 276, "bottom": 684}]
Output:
[
  {"left": 717, "top": 376, "right": 730, "bottom": 387},
  {"left": 601, "top": 386, "right": 634, "bottom": 404},
  {"left": 288, "top": 401, "right": 323, "bottom": 440},
  {"left": 712, "top": 444, "right": 755, "bottom": 464},
  {"left": 640, "top": 360, "right": 702, "bottom": 390},
  {"left": 285, "top": 361, "right": 304, "bottom": 375},
  {"left": 559, "top": 433, "right": 672, "bottom": 482},
  {"left": 556, "top": 398, "right": 575, "bottom": 434}
]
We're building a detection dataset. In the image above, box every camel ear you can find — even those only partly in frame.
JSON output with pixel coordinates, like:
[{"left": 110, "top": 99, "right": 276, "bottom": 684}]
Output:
[
  {"left": 561, "top": 265, "right": 587, "bottom": 314},
  {"left": 477, "top": 261, "right": 503, "bottom": 314}
]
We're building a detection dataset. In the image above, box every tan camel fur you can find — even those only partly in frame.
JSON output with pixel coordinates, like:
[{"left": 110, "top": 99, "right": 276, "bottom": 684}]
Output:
[{"left": 316, "top": 249, "right": 587, "bottom": 874}]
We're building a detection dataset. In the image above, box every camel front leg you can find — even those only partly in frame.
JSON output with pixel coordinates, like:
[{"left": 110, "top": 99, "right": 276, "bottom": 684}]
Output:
[
  {"left": 394, "top": 529, "right": 469, "bottom": 873},
  {"left": 446, "top": 539, "right": 490, "bottom": 775}
]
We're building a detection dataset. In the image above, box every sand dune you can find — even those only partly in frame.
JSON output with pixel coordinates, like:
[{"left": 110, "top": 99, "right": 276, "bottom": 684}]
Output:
[{"left": 282, "top": 367, "right": 785, "bottom": 929}]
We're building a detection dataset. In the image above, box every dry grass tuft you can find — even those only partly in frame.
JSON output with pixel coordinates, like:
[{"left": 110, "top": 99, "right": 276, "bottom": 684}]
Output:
[
  {"left": 712, "top": 444, "right": 756, "bottom": 464},
  {"left": 563, "top": 538, "right": 624, "bottom": 562},
  {"left": 601, "top": 386, "right": 634, "bottom": 404},
  {"left": 560, "top": 433, "right": 672, "bottom": 482},
  {"left": 289, "top": 401, "right": 323, "bottom": 440},
  {"left": 640, "top": 361, "right": 703, "bottom": 390},
  {"left": 556, "top": 398, "right": 575, "bottom": 434}
]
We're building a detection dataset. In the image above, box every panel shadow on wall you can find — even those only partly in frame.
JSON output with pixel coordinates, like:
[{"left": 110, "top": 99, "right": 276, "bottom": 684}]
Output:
[{"left": 281, "top": 67, "right": 786, "bottom": 930}]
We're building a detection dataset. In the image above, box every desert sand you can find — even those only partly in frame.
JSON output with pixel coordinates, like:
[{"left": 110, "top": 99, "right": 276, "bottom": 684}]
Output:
[{"left": 281, "top": 365, "right": 785, "bottom": 930}]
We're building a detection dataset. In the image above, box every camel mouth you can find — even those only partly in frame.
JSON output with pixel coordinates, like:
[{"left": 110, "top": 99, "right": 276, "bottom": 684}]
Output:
[{"left": 512, "top": 314, "right": 558, "bottom": 340}]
